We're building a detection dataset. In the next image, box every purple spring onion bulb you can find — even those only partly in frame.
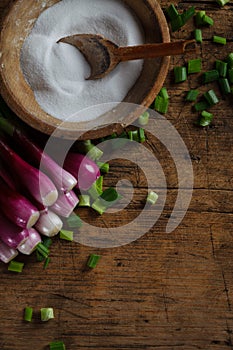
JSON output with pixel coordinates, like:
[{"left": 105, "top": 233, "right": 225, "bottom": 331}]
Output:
[
  {"left": 64, "top": 153, "right": 100, "bottom": 190},
  {"left": 50, "top": 190, "right": 79, "bottom": 218},
  {"left": 0, "top": 240, "right": 18, "bottom": 263},
  {"left": 35, "top": 210, "right": 63, "bottom": 237},
  {"left": 18, "top": 228, "right": 42, "bottom": 255},
  {"left": 0, "top": 211, "right": 29, "bottom": 249}
]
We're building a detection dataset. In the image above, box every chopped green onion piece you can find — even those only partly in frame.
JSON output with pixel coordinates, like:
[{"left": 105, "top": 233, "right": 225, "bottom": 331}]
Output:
[
  {"left": 24, "top": 307, "right": 33, "bottom": 322},
  {"left": 226, "top": 53, "right": 233, "bottom": 68},
  {"left": 128, "top": 130, "right": 139, "bottom": 142},
  {"left": 91, "top": 199, "right": 106, "bottom": 215},
  {"left": 198, "top": 110, "right": 213, "bottom": 127},
  {"left": 216, "top": 0, "right": 230, "bottom": 6},
  {"left": 59, "top": 229, "right": 73, "bottom": 241},
  {"left": 139, "top": 128, "right": 146, "bottom": 143},
  {"left": 87, "top": 145, "right": 103, "bottom": 161},
  {"left": 181, "top": 6, "right": 195, "bottom": 24},
  {"left": 213, "top": 35, "right": 226, "bottom": 45},
  {"left": 215, "top": 60, "right": 228, "bottom": 77},
  {"left": 195, "top": 11, "right": 206, "bottom": 27},
  {"left": 202, "top": 15, "right": 214, "bottom": 26},
  {"left": 97, "top": 161, "right": 110, "bottom": 174},
  {"left": 49, "top": 341, "right": 66, "bottom": 350},
  {"left": 41, "top": 308, "right": 54, "bottom": 322},
  {"left": 42, "top": 237, "right": 52, "bottom": 249},
  {"left": 43, "top": 257, "right": 50, "bottom": 269},
  {"left": 147, "top": 191, "right": 159, "bottom": 205},
  {"left": 92, "top": 187, "right": 122, "bottom": 214},
  {"left": 154, "top": 95, "right": 169, "bottom": 114},
  {"left": 158, "top": 87, "right": 169, "bottom": 100},
  {"left": 78, "top": 140, "right": 103, "bottom": 160},
  {"left": 166, "top": 4, "right": 179, "bottom": 20},
  {"left": 188, "top": 58, "right": 202, "bottom": 74},
  {"left": 228, "top": 68, "right": 233, "bottom": 84},
  {"left": 218, "top": 78, "right": 231, "bottom": 94},
  {"left": 204, "top": 89, "right": 219, "bottom": 106},
  {"left": 37, "top": 242, "right": 50, "bottom": 259},
  {"left": 174, "top": 66, "right": 187, "bottom": 83},
  {"left": 78, "top": 194, "right": 91, "bottom": 207},
  {"left": 194, "top": 100, "right": 210, "bottom": 111},
  {"left": 88, "top": 175, "right": 103, "bottom": 200},
  {"left": 202, "top": 70, "right": 219, "bottom": 83},
  {"left": 66, "top": 213, "right": 82, "bottom": 228},
  {"left": 87, "top": 254, "right": 101, "bottom": 268},
  {"left": 8, "top": 260, "right": 24, "bottom": 273},
  {"left": 185, "top": 89, "right": 199, "bottom": 102},
  {"left": 194, "top": 29, "right": 202, "bottom": 43},
  {"left": 138, "top": 111, "right": 150, "bottom": 126},
  {"left": 171, "top": 15, "right": 184, "bottom": 32}
]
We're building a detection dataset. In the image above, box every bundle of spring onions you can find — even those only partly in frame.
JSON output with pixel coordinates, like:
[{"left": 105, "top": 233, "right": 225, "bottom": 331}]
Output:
[{"left": 0, "top": 108, "right": 104, "bottom": 265}]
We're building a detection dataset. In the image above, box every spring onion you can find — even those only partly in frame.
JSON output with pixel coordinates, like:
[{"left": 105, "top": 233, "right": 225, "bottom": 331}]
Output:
[
  {"left": 24, "top": 307, "right": 33, "bottom": 322},
  {"left": 78, "top": 194, "right": 91, "bottom": 207},
  {"left": 49, "top": 341, "right": 66, "bottom": 350},
  {"left": 18, "top": 228, "right": 42, "bottom": 255},
  {"left": 0, "top": 136, "right": 58, "bottom": 207},
  {"left": 147, "top": 191, "right": 159, "bottom": 205},
  {"left": 88, "top": 176, "right": 103, "bottom": 200},
  {"left": 138, "top": 111, "right": 150, "bottom": 126},
  {"left": 8, "top": 260, "right": 24, "bottom": 273},
  {"left": 202, "top": 15, "right": 214, "bottom": 26},
  {"left": 166, "top": 4, "right": 179, "bottom": 20},
  {"left": 198, "top": 111, "right": 213, "bottom": 127},
  {"left": 188, "top": 59, "right": 202, "bottom": 74},
  {"left": 96, "top": 161, "right": 110, "bottom": 174},
  {"left": 181, "top": 6, "right": 195, "bottom": 24},
  {"left": 64, "top": 153, "right": 100, "bottom": 191},
  {"left": 170, "top": 15, "right": 184, "bottom": 32},
  {"left": 218, "top": 78, "right": 231, "bottom": 95},
  {"left": 213, "top": 35, "right": 227, "bottom": 45},
  {"left": 0, "top": 211, "right": 29, "bottom": 249},
  {"left": 35, "top": 210, "right": 63, "bottom": 237},
  {"left": 185, "top": 90, "right": 199, "bottom": 102},
  {"left": 0, "top": 240, "right": 18, "bottom": 263},
  {"left": 228, "top": 68, "right": 233, "bottom": 84},
  {"left": 226, "top": 53, "right": 233, "bottom": 68},
  {"left": 215, "top": 60, "right": 228, "bottom": 77},
  {"left": 78, "top": 140, "right": 103, "bottom": 161},
  {"left": 92, "top": 187, "right": 122, "bottom": 215},
  {"left": 41, "top": 307, "right": 54, "bottom": 321},
  {"left": 43, "top": 257, "right": 50, "bottom": 269},
  {"left": 154, "top": 95, "right": 169, "bottom": 114},
  {"left": 66, "top": 213, "right": 82, "bottom": 228},
  {"left": 139, "top": 128, "right": 146, "bottom": 143},
  {"left": 174, "top": 66, "right": 187, "bottom": 83},
  {"left": 128, "top": 130, "right": 139, "bottom": 142},
  {"left": 51, "top": 190, "right": 79, "bottom": 218},
  {"left": 87, "top": 254, "right": 101, "bottom": 268},
  {"left": 37, "top": 242, "right": 50, "bottom": 260},
  {"left": 195, "top": 11, "right": 206, "bottom": 27},
  {"left": 216, "top": 0, "right": 230, "bottom": 6},
  {"left": 159, "top": 87, "right": 169, "bottom": 100},
  {"left": 0, "top": 177, "right": 39, "bottom": 229},
  {"left": 194, "top": 29, "right": 202, "bottom": 43},
  {"left": 204, "top": 89, "right": 219, "bottom": 106},
  {"left": 0, "top": 115, "right": 77, "bottom": 193},
  {"left": 59, "top": 229, "right": 73, "bottom": 241},
  {"left": 194, "top": 100, "right": 210, "bottom": 112},
  {"left": 202, "top": 70, "right": 219, "bottom": 83}
]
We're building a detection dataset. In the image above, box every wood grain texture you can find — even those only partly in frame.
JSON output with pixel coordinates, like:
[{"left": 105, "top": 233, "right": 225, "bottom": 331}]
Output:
[{"left": 0, "top": 0, "right": 233, "bottom": 349}]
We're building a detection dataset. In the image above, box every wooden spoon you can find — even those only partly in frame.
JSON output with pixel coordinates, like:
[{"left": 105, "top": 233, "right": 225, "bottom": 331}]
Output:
[{"left": 58, "top": 34, "right": 196, "bottom": 80}]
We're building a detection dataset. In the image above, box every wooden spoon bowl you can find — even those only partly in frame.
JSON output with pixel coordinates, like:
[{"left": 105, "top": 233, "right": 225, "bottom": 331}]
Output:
[{"left": 0, "top": 0, "right": 170, "bottom": 140}]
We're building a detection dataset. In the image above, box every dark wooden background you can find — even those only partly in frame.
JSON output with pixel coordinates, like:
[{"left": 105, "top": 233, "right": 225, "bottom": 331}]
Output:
[{"left": 1, "top": 0, "right": 233, "bottom": 349}]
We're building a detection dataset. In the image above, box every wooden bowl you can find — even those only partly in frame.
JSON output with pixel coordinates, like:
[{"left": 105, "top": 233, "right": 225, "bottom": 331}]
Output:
[{"left": 0, "top": 0, "right": 170, "bottom": 140}]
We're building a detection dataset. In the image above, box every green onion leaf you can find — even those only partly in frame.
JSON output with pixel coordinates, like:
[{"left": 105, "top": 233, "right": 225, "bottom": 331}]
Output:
[
  {"left": 213, "top": 35, "right": 227, "bottom": 45},
  {"left": 174, "top": 66, "right": 187, "bottom": 83},
  {"left": 43, "top": 257, "right": 50, "bottom": 270},
  {"left": 203, "top": 89, "right": 219, "bottom": 106},
  {"left": 188, "top": 58, "right": 202, "bottom": 74},
  {"left": 166, "top": 4, "right": 179, "bottom": 20},
  {"left": 8, "top": 260, "right": 24, "bottom": 273},
  {"left": 147, "top": 191, "right": 159, "bottom": 205},
  {"left": 59, "top": 229, "right": 74, "bottom": 241},
  {"left": 49, "top": 341, "right": 66, "bottom": 350},
  {"left": 181, "top": 6, "right": 195, "bottom": 24},
  {"left": 185, "top": 90, "right": 199, "bottom": 102},
  {"left": 24, "top": 307, "right": 33, "bottom": 322},
  {"left": 87, "top": 254, "right": 101, "bottom": 268},
  {"left": 170, "top": 15, "right": 184, "bottom": 32},
  {"left": 41, "top": 307, "right": 54, "bottom": 322},
  {"left": 37, "top": 242, "right": 50, "bottom": 259}
]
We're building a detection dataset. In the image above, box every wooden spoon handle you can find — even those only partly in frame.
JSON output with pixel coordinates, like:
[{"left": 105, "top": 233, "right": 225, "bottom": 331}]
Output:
[{"left": 116, "top": 40, "right": 196, "bottom": 61}]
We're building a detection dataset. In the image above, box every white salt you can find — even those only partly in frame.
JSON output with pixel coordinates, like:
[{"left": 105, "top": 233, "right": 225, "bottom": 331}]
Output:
[{"left": 20, "top": 0, "right": 144, "bottom": 122}]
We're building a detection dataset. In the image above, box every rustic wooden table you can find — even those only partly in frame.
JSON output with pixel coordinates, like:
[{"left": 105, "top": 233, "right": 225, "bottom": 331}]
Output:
[{"left": 0, "top": 0, "right": 233, "bottom": 349}]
